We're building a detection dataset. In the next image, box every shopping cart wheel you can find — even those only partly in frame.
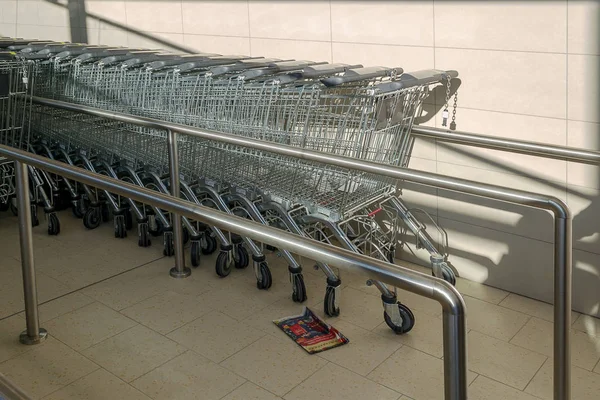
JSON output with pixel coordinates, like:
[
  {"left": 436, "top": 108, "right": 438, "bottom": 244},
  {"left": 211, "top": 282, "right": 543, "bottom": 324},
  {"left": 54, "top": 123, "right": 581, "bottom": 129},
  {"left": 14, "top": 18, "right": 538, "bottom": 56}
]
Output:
[
  {"left": 234, "top": 244, "right": 249, "bottom": 269},
  {"left": 71, "top": 202, "right": 84, "bottom": 218},
  {"left": 83, "top": 207, "right": 101, "bottom": 230},
  {"left": 324, "top": 286, "right": 340, "bottom": 317},
  {"left": 47, "top": 212, "right": 60, "bottom": 236},
  {"left": 0, "top": 200, "right": 9, "bottom": 212},
  {"left": 31, "top": 205, "right": 39, "bottom": 227},
  {"left": 183, "top": 227, "right": 190, "bottom": 245},
  {"left": 384, "top": 303, "right": 415, "bottom": 334},
  {"left": 114, "top": 215, "right": 127, "bottom": 239},
  {"left": 148, "top": 215, "right": 164, "bottom": 237},
  {"left": 201, "top": 233, "right": 217, "bottom": 255},
  {"left": 10, "top": 200, "right": 17, "bottom": 216},
  {"left": 215, "top": 251, "right": 232, "bottom": 277},
  {"left": 190, "top": 240, "right": 201, "bottom": 267},
  {"left": 163, "top": 231, "right": 174, "bottom": 256},
  {"left": 256, "top": 262, "right": 272, "bottom": 290},
  {"left": 291, "top": 273, "right": 307, "bottom": 303},
  {"left": 432, "top": 264, "right": 456, "bottom": 286},
  {"left": 138, "top": 222, "right": 151, "bottom": 247}
]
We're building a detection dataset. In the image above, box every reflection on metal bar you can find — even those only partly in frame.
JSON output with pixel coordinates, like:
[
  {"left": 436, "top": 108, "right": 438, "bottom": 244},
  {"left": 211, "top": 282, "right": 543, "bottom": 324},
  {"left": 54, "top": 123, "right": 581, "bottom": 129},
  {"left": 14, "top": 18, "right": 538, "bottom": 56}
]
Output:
[
  {"left": 412, "top": 125, "right": 600, "bottom": 165},
  {"left": 0, "top": 372, "right": 32, "bottom": 400},
  {"left": 26, "top": 95, "right": 572, "bottom": 400},
  {"left": 2, "top": 144, "right": 468, "bottom": 400}
]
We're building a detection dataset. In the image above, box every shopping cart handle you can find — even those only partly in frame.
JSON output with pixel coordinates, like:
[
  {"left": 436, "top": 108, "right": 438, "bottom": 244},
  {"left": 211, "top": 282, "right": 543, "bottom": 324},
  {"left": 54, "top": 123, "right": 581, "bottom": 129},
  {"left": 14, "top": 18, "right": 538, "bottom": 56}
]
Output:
[
  {"left": 146, "top": 54, "right": 222, "bottom": 71},
  {"left": 376, "top": 69, "right": 459, "bottom": 92},
  {"left": 299, "top": 63, "right": 363, "bottom": 79},
  {"left": 207, "top": 57, "right": 288, "bottom": 77},
  {"left": 175, "top": 55, "right": 255, "bottom": 74},
  {"left": 321, "top": 66, "right": 403, "bottom": 86}
]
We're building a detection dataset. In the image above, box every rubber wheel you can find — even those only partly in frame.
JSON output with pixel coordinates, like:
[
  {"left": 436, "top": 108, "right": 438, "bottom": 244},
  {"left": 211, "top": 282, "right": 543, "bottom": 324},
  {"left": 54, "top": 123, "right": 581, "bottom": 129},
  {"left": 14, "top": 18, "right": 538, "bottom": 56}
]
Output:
[
  {"left": 47, "top": 212, "right": 60, "bottom": 236},
  {"left": 149, "top": 215, "right": 165, "bottom": 237},
  {"left": 384, "top": 303, "right": 415, "bottom": 334},
  {"left": 201, "top": 233, "right": 217, "bottom": 255},
  {"left": 433, "top": 264, "right": 457, "bottom": 286},
  {"left": 138, "top": 222, "right": 151, "bottom": 247},
  {"left": 234, "top": 245, "right": 249, "bottom": 269},
  {"left": 215, "top": 251, "right": 231, "bottom": 277},
  {"left": 163, "top": 233, "right": 174, "bottom": 256},
  {"left": 10, "top": 200, "right": 18, "bottom": 216},
  {"left": 114, "top": 215, "right": 127, "bottom": 239},
  {"left": 190, "top": 240, "right": 201, "bottom": 267},
  {"left": 83, "top": 207, "right": 101, "bottom": 229},
  {"left": 256, "top": 262, "right": 272, "bottom": 290},
  {"left": 72, "top": 202, "right": 84, "bottom": 218},
  {"left": 324, "top": 285, "right": 340, "bottom": 317},
  {"left": 183, "top": 227, "right": 190, "bottom": 245},
  {"left": 291, "top": 273, "right": 307, "bottom": 303},
  {"left": 31, "top": 206, "right": 39, "bottom": 227},
  {"left": 387, "top": 246, "right": 395, "bottom": 264},
  {"left": 0, "top": 201, "right": 9, "bottom": 212}
]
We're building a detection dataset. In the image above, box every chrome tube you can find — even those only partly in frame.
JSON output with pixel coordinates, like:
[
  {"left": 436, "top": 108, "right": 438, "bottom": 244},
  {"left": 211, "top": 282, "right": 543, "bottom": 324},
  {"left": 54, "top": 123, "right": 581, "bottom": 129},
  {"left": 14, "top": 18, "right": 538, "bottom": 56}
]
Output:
[
  {"left": 0, "top": 372, "right": 32, "bottom": 400},
  {"left": 0, "top": 145, "right": 468, "bottom": 400},
  {"left": 412, "top": 126, "right": 600, "bottom": 165},
  {"left": 15, "top": 161, "right": 47, "bottom": 345}
]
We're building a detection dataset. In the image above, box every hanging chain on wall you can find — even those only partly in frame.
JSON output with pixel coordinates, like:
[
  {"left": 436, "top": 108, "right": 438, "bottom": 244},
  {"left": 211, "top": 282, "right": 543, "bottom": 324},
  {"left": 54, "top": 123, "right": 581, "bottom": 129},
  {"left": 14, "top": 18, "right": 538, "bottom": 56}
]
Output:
[
  {"left": 450, "top": 90, "right": 458, "bottom": 131},
  {"left": 441, "top": 78, "right": 451, "bottom": 128}
]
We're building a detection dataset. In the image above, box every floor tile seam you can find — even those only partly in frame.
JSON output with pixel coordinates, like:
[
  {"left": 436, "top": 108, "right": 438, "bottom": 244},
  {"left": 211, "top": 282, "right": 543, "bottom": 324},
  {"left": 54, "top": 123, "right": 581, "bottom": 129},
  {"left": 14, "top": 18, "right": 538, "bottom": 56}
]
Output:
[
  {"left": 594, "top": 358, "right": 600, "bottom": 375},
  {"left": 475, "top": 374, "right": 547, "bottom": 400},
  {"left": 56, "top": 318, "right": 141, "bottom": 355},
  {"left": 507, "top": 315, "right": 533, "bottom": 343},
  {"left": 214, "top": 332, "right": 269, "bottom": 366},
  {"left": 115, "top": 286, "right": 203, "bottom": 317},
  {"left": 214, "top": 378, "right": 248, "bottom": 400},
  {"left": 155, "top": 307, "right": 217, "bottom": 337},
  {"left": 523, "top": 357, "right": 552, "bottom": 396},
  {"left": 36, "top": 365, "right": 102, "bottom": 400},
  {"left": 279, "top": 361, "right": 332, "bottom": 399},
  {"left": 317, "top": 342, "right": 406, "bottom": 379},
  {"left": 470, "top": 327, "right": 550, "bottom": 360},
  {"left": 402, "top": 342, "right": 442, "bottom": 360}
]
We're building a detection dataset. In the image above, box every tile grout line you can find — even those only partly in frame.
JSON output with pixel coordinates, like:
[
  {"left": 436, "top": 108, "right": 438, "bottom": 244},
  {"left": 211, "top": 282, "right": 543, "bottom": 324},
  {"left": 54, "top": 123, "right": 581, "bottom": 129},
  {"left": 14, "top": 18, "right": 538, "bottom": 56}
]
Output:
[
  {"left": 280, "top": 361, "right": 331, "bottom": 398},
  {"left": 523, "top": 356, "right": 551, "bottom": 395},
  {"left": 507, "top": 315, "right": 532, "bottom": 342},
  {"left": 246, "top": 0, "right": 252, "bottom": 55},
  {"left": 328, "top": 0, "right": 333, "bottom": 63}
]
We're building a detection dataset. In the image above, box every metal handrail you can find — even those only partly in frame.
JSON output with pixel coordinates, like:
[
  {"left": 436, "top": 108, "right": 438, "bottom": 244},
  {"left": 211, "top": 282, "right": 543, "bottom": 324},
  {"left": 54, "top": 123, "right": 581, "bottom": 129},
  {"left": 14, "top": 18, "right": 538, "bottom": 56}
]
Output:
[
  {"left": 27, "top": 95, "right": 572, "bottom": 400},
  {"left": 412, "top": 125, "right": 600, "bottom": 164},
  {"left": 0, "top": 144, "right": 468, "bottom": 400},
  {"left": 0, "top": 372, "right": 32, "bottom": 400}
]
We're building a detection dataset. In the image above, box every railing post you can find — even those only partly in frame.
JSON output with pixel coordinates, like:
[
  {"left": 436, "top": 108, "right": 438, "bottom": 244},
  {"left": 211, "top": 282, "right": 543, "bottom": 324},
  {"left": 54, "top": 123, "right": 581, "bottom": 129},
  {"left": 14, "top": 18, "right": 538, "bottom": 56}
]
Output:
[
  {"left": 15, "top": 161, "right": 47, "bottom": 345},
  {"left": 166, "top": 129, "right": 191, "bottom": 278}
]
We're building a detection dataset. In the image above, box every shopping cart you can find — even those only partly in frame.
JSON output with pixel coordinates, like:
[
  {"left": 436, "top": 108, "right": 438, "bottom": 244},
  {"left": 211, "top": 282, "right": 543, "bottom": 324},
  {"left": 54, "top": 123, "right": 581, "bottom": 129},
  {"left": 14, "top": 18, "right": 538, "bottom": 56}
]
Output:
[{"left": 15, "top": 40, "right": 460, "bottom": 333}]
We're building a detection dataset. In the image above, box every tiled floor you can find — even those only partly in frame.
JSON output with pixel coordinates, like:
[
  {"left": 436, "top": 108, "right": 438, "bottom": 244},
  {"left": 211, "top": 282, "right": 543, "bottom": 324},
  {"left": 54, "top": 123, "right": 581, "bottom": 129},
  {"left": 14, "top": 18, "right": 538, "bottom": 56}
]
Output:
[{"left": 1, "top": 211, "right": 600, "bottom": 399}]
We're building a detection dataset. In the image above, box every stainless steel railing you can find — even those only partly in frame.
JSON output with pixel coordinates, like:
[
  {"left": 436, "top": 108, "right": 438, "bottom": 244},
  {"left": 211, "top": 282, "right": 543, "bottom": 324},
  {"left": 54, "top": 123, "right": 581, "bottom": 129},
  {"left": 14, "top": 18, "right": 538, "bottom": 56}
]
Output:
[
  {"left": 0, "top": 372, "right": 32, "bottom": 400},
  {"left": 25, "top": 95, "right": 573, "bottom": 400}
]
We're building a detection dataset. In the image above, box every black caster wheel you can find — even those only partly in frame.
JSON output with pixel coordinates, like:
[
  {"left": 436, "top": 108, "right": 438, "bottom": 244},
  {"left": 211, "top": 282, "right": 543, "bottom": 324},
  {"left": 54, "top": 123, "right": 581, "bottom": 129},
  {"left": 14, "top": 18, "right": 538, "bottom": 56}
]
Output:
[
  {"left": 432, "top": 264, "right": 456, "bottom": 286},
  {"left": 201, "top": 233, "right": 217, "bottom": 255},
  {"left": 125, "top": 209, "right": 134, "bottom": 230},
  {"left": 190, "top": 240, "right": 201, "bottom": 267},
  {"left": 83, "top": 207, "right": 101, "bottom": 229},
  {"left": 0, "top": 201, "right": 9, "bottom": 212},
  {"left": 384, "top": 303, "right": 415, "bottom": 334},
  {"left": 183, "top": 227, "right": 190, "bottom": 245},
  {"left": 138, "top": 222, "right": 151, "bottom": 247},
  {"left": 234, "top": 244, "right": 249, "bottom": 269},
  {"left": 148, "top": 215, "right": 164, "bottom": 237},
  {"left": 256, "top": 262, "right": 272, "bottom": 290},
  {"left": 71, "top": 202, "right": 84, "bottom": 218},
  {"left": 215, "top": 251, "right": 231, "bottom": 277},
  {"left": 114, "top": 215, "right": 127, "bottom": 239},
  {"left": 101, "top": 203, "right": 110, "bottom": 222},
  {"left": 324, "top": 286, "right": 340, "bottom": 317},
  {"left": 291, "top": 273, "right": 307, "bottom": 303},
  {"left": 31, "top": 205, "right": 39, "bottom": 227},
  {"left": 47, "top": 212, "right": 60, "bottom": 236},
  {"left": 9, "top": 200, "right": 18, "bottom": 216},
  {"left": 387, "top": 246, "right": 396, "bottom": 264},
  {"left": 163, "top": 232, "right": 174, "bottom": 256}
]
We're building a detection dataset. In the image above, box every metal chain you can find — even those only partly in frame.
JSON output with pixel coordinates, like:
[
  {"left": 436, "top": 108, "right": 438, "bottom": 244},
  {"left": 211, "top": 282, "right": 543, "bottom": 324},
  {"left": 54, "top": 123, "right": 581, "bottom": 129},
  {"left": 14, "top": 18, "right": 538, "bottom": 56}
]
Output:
[
  {"left": 441, "top": 76, "right": 451, "bottom": 127},
  {"left": 450, "top": 90, "right": 458, "bottom": 130}
]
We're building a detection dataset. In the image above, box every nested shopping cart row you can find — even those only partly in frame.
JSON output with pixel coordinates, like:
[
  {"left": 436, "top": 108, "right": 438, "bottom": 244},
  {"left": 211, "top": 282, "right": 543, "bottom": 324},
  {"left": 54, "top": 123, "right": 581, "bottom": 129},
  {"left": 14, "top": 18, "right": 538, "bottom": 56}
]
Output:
[{"left": 1, "top": 38, "right": 460, "bottom": 333}]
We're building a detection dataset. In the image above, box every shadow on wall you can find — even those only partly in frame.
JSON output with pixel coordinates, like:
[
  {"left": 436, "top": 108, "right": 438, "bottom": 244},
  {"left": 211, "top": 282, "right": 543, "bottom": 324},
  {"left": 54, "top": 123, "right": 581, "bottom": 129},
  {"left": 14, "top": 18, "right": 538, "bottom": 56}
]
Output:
[{"left": 22, "top": 0, "right": 599, "bottom": 318}]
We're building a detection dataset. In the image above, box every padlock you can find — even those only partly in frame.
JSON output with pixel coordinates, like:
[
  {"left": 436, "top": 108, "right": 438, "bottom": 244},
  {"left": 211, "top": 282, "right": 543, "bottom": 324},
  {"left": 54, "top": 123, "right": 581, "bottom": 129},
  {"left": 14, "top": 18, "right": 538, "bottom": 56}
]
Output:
[{"left": 441, "top": 108, "right": 449, "bottom": 127}]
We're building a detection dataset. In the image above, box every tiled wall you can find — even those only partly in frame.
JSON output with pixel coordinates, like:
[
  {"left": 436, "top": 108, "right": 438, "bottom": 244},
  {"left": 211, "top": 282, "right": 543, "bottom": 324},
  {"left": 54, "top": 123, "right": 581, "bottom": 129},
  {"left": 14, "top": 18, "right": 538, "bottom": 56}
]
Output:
[{"left": 1, "top": 0, "right": 599, "bottom": 316}]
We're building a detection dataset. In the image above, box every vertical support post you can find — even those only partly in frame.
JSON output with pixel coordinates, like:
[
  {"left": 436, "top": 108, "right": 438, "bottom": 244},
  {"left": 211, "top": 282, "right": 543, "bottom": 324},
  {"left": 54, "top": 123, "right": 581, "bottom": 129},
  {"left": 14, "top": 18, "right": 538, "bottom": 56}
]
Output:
[
  {"left": 441, "top": 294, "right": 468, "bottom": 400},
  {"left": 167, "top": 130, "right": 191, "bottom": 278},
  {"left": 554, "top": 216, "right": 572, "bottom": 400},
  {"left": 15, "top": 161, "right": 47, "bottom": 345}
]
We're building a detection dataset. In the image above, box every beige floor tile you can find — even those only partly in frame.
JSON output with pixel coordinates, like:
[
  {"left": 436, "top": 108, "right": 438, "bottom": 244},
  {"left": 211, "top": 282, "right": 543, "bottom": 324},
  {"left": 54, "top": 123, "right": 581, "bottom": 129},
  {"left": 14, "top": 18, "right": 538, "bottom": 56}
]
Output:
[
  {"left": 120, "top": 290, "right": 212, "bottom": 335},
  {"left": 221, "top": 334, "right": 328, "bottom": 396},
  {"left": 455, "top": 277, "right": 509, "bottom": 304},
  {"left": 0, "top": 337, "right": 98, "bottom": 399},
  {"left": 285, "top": 363, "right": 401, "bottom": 400},
  {"left": 468, "top": 330, "right": 547, "bottom": 390},
  {"left": 43, "top": 368, "right": 151, "bottom": 400},
  {"left": 499, "top": 293, "right": 580, "bottom": 323},
  {"left": 44, "top": 302, "right": 137, "bottom": 351},
  {"left": 526, "top": 358, "right": 600, "bottom": 399},
  {"left": 83, "top": 324, "right": 186, "bottom": 383},
  {"left": 195, "top": 282, "right": 279, "bottom": 321},
  {"left": 468, "top": 375, "right": 542, "bottom": 400},
  {"left": 374, "top": 311, "right": 444, "bottom": 358},
  {"left": 368, "top": 346, "right": 476, "bottom": 400},
  {"left": 573, "top": 314, "right": 600, "bottom": 337},
  {"left": 315, "top": 320, "right": 402, "bottom": 376},
  {"left": 0, "top": 315, "right": 34, "bottom": 363},
  {"left": 464, "top": 296, "right": 530, "bottom": 341},
  {"left": 243, "top": 302, "right": 323, "bottom": 337},
  {"left": 34, "top": 292, "right": 95, "bottom": 323},
  {"left": 221, "top": 381, "right": 282, "bottom": 400},
  {"left": 132, "top": 351, "right": 245, "bottom": 400},
  {"left": 167, "top": 310, "right": 265, "bottom": 363},
  {"left": 510, "top": 317, "right": 600, "bottom": 370},
  {"left": 594, "top": 360, "right": 599, "bottom": 374}
]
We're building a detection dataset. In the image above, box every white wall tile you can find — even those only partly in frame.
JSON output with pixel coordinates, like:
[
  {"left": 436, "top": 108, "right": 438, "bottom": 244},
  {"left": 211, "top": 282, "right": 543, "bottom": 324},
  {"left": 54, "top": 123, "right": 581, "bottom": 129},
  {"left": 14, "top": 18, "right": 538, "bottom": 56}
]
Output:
[
  {"left": 184, "top": 34, "right": 250, "bottom": 55},
  {"left": 435, "top": 108, "right": 567, "bottom": 184},
  {"left": 331, "top": 1, "right": 434, "bottom": 47},
  {"left": 125, "top": 1, "right": 183, "bottom": 34},
  {"left": 127, "top": 32, "right": 185, "bottom": 52},
  {"left": 435, "top": 48, "right": 567, "bottom": 118},
  {"left": 0, "top": 22, "right": 16, "bottom": 36},
  {"left": 16, "top": 0, "right": 38, "bottom": 25},
  {"left": 248, "top": 1, "right": 330, "bottom": 41},
  {"left": 37, "top": 0, "right": 69, "bottom": 27},
  {"left": 86, "top": 27, "right": 128, "bottom": 47},
  {"left": 0, "top": 1, "right": 17, "bottom": 24},
  {"left": 567, "top": 120, "right": 600, "bottom": 189},
  {"left": 182, "top": 0, "right": 249, "bottom": 37},
  {"left": 436, "top": 161, "right": 564, "bottom": 243},
  {"left": 250, "top": 38, "right": 331, "bottom": 62},
  {"left": 567, "top": 184, "right": 600, "bottom": 254},
  {"left": 435, "top": 1, "right": 567, "bottom": 53},
  {"left": 572, "top": 249, "right": 600, "bottom": 317},
  {"left": 568, "top": 0, "right": 600, "bottom": 55},
  {"left": 568, "top": 54, "right": 600, "bottom": 123},
  {"left": 332, "top": 42, "right": 434, "bottom": 73},
  {"left": 85, "top": 1, "right": 127, "bottom": 30}
]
